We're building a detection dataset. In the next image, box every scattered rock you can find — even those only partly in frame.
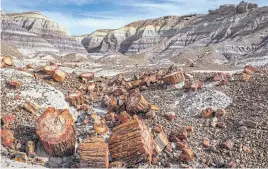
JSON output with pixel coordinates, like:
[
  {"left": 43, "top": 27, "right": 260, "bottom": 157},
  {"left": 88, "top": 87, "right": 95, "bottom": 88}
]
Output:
[
  {"left": 179, "top": 148, "right": 194, "bottom": 162},
  {"left": 220, "top": 139, "right": 234, "bottom": 150},
  {"left": 203, "top": 138, "right": 210, "bottom": 148},
  {"left": 165, "top": 112, "right": 176, "bottom": 121}
]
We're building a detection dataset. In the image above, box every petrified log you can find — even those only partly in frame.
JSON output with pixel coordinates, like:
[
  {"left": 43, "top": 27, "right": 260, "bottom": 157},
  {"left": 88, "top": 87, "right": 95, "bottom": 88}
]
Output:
[
  {"left": 80, "top": 72, "right": 94, "bottom": 81},
  {"left": 79, "top": 136, "right": 109, "bottom": 168},
  {"left": 126, "top": 88, "right": 150, "bottom": 114},
  {"left": 35, "top": 107, "right": 76, "bottom": 157},
  {"left": 2, "top": 56, "right": 13, "bottom": 66},
  {"left": 109, "top": 118, "right": 153, "bottom": 167},
  {"left": 163, "top": 71, "right": 185, "bottom": 85},
  {"left": 52, "top": 69, "right": 66, "bottom": 82},
  {"left": 67, "top": 91, "right": 84, "bottom": 106},
  {"left": 43, "top": 65, "right": 58, "bottom": 75}
]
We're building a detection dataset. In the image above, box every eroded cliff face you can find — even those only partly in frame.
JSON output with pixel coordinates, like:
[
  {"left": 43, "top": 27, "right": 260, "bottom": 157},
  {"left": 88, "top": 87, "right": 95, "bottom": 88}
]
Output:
[
  {"left": 1, "top": 11, "right": 60, "bottom": 56},
  {"left": 78, "top": 29, "right": 113, "bottom": 53},
  {"left": 81, "top": 2, "right": 268, "bottom": 64},
  {"left": 6, "top": 11, "right": 87, "bottom": 55}
]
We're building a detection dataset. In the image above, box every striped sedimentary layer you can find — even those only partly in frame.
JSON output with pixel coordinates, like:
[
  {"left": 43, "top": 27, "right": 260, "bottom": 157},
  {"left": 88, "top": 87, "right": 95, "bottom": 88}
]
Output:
[
  {"left": 1, "top": 13, "right": 59, "bottom": 56},
  {"left": 79, "top": 2, "right": 267, "bottom": 63},
  {"left": 6, "top": 11, "right": 87, "bottom": 55}
]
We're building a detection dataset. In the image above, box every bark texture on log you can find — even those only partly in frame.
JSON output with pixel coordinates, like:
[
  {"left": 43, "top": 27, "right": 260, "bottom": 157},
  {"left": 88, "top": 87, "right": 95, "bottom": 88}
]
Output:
[
  {"left": 163, "top": 71, "right": 185, "bottom": 85},
  {"left": 109, "top": 118, "right": 153, "bottom": 167},
  {"left": 79, "top": 136, "right": 109, "bottom": 168},
  {"left": 126, "top": 88, "right": 150, "bottom": 114},
  {"left": 35, "top": 107, "right": 76, "bottom": 157}
]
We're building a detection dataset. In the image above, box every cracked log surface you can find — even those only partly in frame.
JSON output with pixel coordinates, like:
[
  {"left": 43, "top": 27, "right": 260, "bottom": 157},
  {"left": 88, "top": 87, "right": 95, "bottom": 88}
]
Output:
[
  {"left": 35, "top": 107, "right": 76, "bottom": 157},
  {"left": 79, "top": 136, "right": 109, "bottom": 168},
  {"left": 109, "top": 117, "right": 153, "bottom": 167}
]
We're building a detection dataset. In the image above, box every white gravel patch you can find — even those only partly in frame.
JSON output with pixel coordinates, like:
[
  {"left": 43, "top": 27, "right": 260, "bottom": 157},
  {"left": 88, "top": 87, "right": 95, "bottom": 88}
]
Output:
[
  {"left": 178, "top": 88, "right": 232, "bottom": 117},
  {"left": 1, "top": 69, "right": 70, "bottom": 115}
]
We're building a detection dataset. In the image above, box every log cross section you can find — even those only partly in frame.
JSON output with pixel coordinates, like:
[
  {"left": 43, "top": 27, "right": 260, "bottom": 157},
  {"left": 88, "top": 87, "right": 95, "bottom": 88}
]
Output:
[{"left": 35, "top": 107, "right": 76, "bottom": 157}]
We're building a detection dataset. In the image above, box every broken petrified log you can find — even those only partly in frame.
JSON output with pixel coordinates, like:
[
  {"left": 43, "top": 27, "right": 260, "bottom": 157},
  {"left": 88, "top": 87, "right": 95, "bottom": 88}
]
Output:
[
  {"left": 126, "top": 88, "right": 150, "bottom": 114},
  {"left": 163, "top": 71, "right": 185, "bottom": 85},
  {"left": 2, "top": 56, "right": 13, "bottom": 66},
  {"left": 79, "top": 72, "right": 94, "bottom": 82},
  {"left": 35, "top": 107, "right": 76, "bottom": 157},
  {"left": 154, "top": 131, "right": 169, "bottom": 154},
  {"left": 67, "top": 91, "right": 84, "bottom": 107},
  {"left": 109, "top": 118, "right": 153, "bottom": 167},
  {"left": 79, "top": 136, "right": 109, "bottom": 168},
  {"left": 52, "top": 69, "right": 66, "bottom": 82},
  {"left": 43, "top": 65, "right": 58, "bottom": 75},
  {"left": 0, "top": 129, "right": 14, "bottom": 149}
]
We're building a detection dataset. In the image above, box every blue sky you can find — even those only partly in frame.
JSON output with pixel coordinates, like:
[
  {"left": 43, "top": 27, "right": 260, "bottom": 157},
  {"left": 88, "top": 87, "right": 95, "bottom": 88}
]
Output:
[{"left": 1, "top": 0, "right": 267, "bottom": 35}]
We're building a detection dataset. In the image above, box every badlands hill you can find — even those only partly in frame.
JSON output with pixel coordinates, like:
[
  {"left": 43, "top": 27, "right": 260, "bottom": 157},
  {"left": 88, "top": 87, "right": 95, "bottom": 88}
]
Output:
[
  {"left": 1, "top": 11, "right": 87, "bottom": 57},
  {"left": 78, "top": 1, "right": 268, "bottom": 66}
]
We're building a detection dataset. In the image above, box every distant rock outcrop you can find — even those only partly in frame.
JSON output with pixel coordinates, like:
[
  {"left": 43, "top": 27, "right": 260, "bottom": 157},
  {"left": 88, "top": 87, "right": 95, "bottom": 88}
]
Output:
[
  {"left": 79, "top": 29, "right": 113, "bottom": 53},
  {"left": 6, "top": 11, "right": 87, "bottom": 55},
  {"left": 77, "top": 1, "right": 267, "bottom": 64}
]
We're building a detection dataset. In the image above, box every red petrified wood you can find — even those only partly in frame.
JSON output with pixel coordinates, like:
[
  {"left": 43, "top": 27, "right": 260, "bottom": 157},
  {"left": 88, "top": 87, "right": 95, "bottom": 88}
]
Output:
[
  {"left": 79, "top": 136, "right": 109, "bottom": 168},
  {"left": 66, "top": 91, "right": 84, "bottom": 107},
  {"left": 126, "top": 88, "right": 150, "bottom": 114},
  {"left": 163, "top": 71, "right": 185, "bottom": 85},
  {"left": 35, "top": 107, "right": 76, "bottom": 157},
  {"left": 109, "top": 117, "right": 153, "bottom": 167}
]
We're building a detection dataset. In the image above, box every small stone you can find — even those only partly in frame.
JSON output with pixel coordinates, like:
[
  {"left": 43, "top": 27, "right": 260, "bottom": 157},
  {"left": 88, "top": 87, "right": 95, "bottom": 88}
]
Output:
[
  {"left": 221, "top": 139, "right": 234, "bottom": 150},
  {"left": 202, "top": 108, "right": 213, "bottom": 118},
  {"left": 176, "top": 140, "right": 188, "bottom": 150},
  {"left": 1, "top": 130, "right": 14, "bottom": 149},
  {"left": 216, "top": 122, "right": 226, "bottom": 128},
  {"left": 146, "top": 110, "right": 156, "bottom": 119},
  {"left": 243, "top": 146, "right": 252, "bottom": 154},
  {"left": 14, "top": 152, "right": 27, "bottom": 163},
  {"left": 211, "top": 117, "right": 218, "bottom": 127},
  {"left": 153, "top": 125, "right": 163, "bottom": 133},
  {"left": 179, "top": 148, "right": 194, "bottom": 162},
  {"left": 152, "top": 157, "right": 158, "bottom": 164},
  {"left": 165, "top": 112, "right": 176, "bottom": 121},
  {"left": 203, "top": 138, "right": 210, "bottom": 148},
  {"left": 185, "top": 126, "right": 194, "bottom": 133},
  {"left": 215, "top": 108, "right": 226, "bottom": 118}
]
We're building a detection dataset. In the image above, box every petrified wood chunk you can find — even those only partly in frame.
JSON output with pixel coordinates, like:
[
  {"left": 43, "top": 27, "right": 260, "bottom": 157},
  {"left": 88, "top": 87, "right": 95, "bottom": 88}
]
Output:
[
  {"left": 2, "top": 56, "right": 13, "bottom": 66},
  {"left": 179, "top": 148, "right": 194, "bottom": 162},
  {"left": 126, "top": 88, "right": 150, "bottom": 114},
  {"left": 43, "top": 65, "right": 58, "bottom": 75},
  {"left": 163, "top": 71, "right": 185, "bottom": 85},
  {"left": 52, "top": 69, "right": 66, "bottom": 82},
  {"left": 9, "top": 80, "right": 22, "bottom": 89},
  {"left": 23, "top": 102, "right": 40, "bottom": 116},
  {"left": 79, "top": 136, "right": 109, "bottom": 168},
  {"left": 0, "top": 129, "right": 14, "bottom": 149},
  {"left": 154, "top": 131, "right": 169, "bottom": 154},
  {"left": 79, "top": 72, "right": 95, "bottom": 82},
  {"left": 67, "top": 91, "right": 84, "bottom": 106},
  {"left": 35, "top": 107, "right": 76, "bottom": 157},
  {"left": 118, "top": 111, "right": 132, "bottom": 123},
  {"left": 109, "top": 118, "right": 153, "bottom": 167}
]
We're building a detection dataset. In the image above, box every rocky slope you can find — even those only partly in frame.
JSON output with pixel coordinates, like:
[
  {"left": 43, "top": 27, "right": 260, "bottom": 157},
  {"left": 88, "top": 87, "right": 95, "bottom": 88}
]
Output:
[
  {"left": 3, "top": 11, "right": 87, "bottom": 55},
  {"left": 81, "top": 2, "right": 268, "bottom": 65},
  {"left": 1, "top": 11, "right": 60, "bottom": 57}
]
